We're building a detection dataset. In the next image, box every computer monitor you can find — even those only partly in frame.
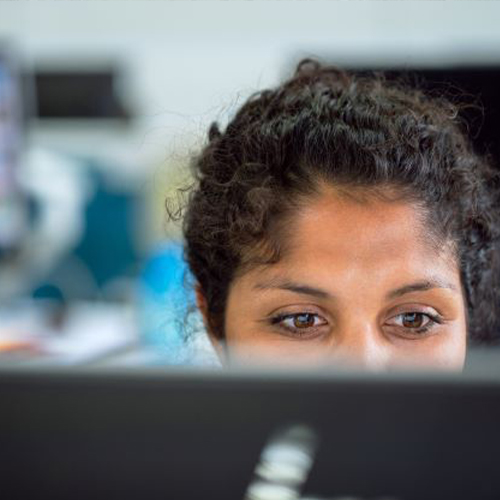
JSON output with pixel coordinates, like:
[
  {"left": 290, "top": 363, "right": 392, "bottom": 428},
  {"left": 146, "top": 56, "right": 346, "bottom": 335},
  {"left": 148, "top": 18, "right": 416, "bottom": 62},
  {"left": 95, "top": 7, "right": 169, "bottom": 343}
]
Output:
[{"left": 1, "top": 361, "right": 499, "bottom": 500}]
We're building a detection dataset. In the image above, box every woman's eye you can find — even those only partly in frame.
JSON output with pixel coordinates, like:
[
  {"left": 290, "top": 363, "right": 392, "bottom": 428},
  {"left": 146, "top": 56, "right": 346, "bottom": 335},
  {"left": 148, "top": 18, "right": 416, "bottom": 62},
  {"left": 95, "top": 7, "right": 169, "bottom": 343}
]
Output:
[
  {"left": 271, "top": 312, "right": 328, "bottom": 336},
  {"left": 387, "top": 312, "right": 441, "bottom": 335}
]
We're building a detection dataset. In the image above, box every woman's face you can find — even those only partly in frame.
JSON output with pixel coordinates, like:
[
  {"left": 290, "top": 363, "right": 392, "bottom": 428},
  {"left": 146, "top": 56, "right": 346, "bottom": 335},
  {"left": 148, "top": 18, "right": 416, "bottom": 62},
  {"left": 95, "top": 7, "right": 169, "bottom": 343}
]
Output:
[{"left": 204, "top": 186, "right": 468, "bottom": 370}]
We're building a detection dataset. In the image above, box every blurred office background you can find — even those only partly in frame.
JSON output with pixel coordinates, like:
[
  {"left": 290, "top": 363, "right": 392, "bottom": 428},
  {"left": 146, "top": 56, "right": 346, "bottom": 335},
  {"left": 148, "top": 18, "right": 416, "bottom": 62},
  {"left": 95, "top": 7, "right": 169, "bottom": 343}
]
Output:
[{"left": 0, "top": 1, "right": 499, "bottom": 367}]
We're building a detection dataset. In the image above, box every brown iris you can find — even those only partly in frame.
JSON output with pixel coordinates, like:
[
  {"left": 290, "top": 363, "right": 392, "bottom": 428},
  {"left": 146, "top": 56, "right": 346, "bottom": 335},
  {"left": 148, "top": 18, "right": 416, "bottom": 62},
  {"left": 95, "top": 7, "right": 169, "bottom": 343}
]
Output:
[
  {"left": 402, "top": 312, "right": 425, "bottom": 328},
  {"left": 293, "top": 313, "right": 316, "bottom": 329}
]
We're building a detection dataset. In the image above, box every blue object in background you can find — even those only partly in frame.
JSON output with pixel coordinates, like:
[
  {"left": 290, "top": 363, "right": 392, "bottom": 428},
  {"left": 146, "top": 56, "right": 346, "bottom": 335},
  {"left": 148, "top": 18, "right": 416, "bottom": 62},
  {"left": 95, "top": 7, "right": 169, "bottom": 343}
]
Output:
[
  {"left": 138, "top": 241, "right": 196, "bottom": 364},
  {"left": 74, "top": 168, "right": 139, "bottom": 290},
  {"left": 29, "top": 162, "right": 141, "bottom": 302}
]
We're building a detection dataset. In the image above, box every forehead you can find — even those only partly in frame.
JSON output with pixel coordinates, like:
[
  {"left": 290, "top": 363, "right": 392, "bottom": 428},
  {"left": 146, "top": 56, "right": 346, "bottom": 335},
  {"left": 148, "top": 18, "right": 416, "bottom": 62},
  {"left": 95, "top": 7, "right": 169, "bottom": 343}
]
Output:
[
  {"left": 290, "top": 189, "right": 428, "bottom": 260},
  {"left": 245, "top": 187, "right": 459, "bottom": 289}
]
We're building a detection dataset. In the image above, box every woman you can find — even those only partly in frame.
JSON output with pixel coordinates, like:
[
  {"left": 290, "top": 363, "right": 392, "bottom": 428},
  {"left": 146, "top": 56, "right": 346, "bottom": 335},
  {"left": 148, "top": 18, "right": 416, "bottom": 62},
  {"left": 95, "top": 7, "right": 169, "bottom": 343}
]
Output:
[{"left": 177, "top": 59, "right": 500, "bottom": 370}]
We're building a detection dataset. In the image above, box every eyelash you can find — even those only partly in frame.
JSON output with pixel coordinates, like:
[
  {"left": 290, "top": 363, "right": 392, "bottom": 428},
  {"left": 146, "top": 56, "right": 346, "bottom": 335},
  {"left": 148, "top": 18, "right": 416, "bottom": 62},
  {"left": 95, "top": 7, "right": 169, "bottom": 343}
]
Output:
[{"left": 269, "top": 311, "right": 443, "bottom": 338}]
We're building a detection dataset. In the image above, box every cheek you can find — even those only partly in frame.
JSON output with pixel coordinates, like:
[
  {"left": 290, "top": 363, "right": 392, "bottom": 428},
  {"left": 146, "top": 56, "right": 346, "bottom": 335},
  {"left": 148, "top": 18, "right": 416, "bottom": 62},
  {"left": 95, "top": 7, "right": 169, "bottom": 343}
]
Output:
[
  {"left": 225, "top": 332, "right": 468, "bottom": 370},
  {"left": 226, "top": 339, "right": 336, "bottom": 367},
  {"left": 390, "top": 325, "right": 467, "bottom": 371}
]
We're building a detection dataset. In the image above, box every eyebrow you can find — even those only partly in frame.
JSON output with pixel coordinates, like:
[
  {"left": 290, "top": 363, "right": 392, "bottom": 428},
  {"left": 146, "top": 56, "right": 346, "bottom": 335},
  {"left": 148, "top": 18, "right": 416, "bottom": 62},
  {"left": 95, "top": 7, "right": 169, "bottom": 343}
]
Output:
[
  {"left": 386, "top": 279, "right": 458, "bottom": 300},
  {"left": 253, "top": 277, "right": 458, "bottom": 300},
  {"left": 253, "top": 279, "right": 332, "bottom": 299}
]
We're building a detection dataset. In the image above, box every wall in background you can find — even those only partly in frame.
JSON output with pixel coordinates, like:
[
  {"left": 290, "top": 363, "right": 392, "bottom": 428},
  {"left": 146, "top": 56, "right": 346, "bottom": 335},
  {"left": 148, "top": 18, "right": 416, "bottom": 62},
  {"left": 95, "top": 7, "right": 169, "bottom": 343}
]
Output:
[{"left": 2, "top": 1, "right": 500, "bottom": 143}]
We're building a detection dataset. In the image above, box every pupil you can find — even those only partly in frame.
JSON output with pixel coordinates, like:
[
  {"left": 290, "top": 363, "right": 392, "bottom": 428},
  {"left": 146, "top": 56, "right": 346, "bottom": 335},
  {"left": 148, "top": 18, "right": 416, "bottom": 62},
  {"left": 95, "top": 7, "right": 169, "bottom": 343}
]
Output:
[
  {"left": 293, "top": 314, "right": 315, "bottom": 328},
  {"left": 402, "top": 313, "right": 423, "bottom": 328}
]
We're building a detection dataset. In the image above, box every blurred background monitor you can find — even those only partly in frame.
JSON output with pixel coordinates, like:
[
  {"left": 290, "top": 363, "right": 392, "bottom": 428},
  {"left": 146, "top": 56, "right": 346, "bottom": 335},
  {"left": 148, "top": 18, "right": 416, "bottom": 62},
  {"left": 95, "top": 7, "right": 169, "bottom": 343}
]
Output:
[
  {"left": 34, "top": 68, "right": 130, "bottom": 120},
  {"left": 373, "top": 67, "right": 500, "bottom": 165},
  {"left": 0, "top": 44, "right": 26, "bottom": 258}
]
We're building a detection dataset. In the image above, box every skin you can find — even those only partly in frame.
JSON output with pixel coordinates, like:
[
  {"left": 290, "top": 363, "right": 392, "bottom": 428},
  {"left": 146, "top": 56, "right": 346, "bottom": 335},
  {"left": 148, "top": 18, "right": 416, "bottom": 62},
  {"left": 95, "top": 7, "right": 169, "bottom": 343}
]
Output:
[{"left": 196, "top": 185, "right": 468, "bottom": 371}]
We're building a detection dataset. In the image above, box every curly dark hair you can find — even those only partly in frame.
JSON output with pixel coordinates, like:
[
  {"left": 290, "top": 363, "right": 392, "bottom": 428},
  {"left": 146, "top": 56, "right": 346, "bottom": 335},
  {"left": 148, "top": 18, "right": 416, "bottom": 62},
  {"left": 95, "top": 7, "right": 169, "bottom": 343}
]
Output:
[{"left": 179, "top": 58, "right": 500, "bottom": 344}]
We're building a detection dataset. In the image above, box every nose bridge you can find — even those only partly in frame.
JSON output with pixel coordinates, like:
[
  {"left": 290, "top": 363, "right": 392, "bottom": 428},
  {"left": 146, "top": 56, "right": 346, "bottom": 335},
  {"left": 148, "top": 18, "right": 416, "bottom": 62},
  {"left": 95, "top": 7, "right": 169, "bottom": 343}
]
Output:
[{"left": 331, "top": 319, "right": 389, "bottom": 370}]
